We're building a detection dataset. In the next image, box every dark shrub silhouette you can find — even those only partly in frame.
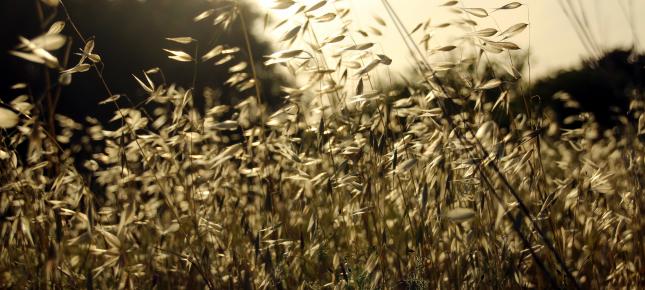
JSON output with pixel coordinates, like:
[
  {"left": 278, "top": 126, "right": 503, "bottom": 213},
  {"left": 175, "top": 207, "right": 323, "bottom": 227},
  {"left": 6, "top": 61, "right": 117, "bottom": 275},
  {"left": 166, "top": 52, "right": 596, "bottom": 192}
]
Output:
[{"left": 532, "top": 49, "right": 644, "bottom": 129}]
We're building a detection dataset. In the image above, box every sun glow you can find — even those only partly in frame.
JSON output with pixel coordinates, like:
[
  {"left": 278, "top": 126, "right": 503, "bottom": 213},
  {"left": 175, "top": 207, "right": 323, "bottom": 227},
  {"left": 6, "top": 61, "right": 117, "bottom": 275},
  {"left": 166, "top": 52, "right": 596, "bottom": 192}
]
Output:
[
  {"left": 254, "top": 0, "right": 325, "bottom": 20},
  {"left": 256, "top": 0, "right": 275, "bottom": 9},
  {"left": 256, "top": 0, "right": 322, "bottom": 10}
]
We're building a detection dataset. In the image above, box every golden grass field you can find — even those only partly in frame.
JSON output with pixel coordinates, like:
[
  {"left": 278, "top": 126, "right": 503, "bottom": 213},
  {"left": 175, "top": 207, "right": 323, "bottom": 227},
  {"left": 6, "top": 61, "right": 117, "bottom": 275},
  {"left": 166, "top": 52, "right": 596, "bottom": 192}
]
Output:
[{"left": 0, "top": 0, "right": 643, "bottom": 289}]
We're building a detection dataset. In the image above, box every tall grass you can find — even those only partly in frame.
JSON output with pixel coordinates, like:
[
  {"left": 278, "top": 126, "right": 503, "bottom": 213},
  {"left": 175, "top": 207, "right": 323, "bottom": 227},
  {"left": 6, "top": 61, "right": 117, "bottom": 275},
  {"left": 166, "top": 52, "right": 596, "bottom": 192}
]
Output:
[{"left": 0, "top": 0, "right": 643, "bottom": 289}]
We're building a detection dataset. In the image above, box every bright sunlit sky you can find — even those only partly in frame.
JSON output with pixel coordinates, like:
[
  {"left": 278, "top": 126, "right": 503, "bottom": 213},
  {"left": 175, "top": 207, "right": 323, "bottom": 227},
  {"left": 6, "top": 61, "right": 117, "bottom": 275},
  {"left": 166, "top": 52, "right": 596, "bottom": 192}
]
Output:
[{"left": 251, "top": 0, "right": 644, "bottom": 79}]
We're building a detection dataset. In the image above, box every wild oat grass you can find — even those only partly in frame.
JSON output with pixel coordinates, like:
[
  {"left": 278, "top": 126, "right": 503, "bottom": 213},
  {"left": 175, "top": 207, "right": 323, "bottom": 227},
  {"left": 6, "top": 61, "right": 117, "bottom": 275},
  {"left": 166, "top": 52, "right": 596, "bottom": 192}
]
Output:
[{"left": 0, "top": 0, "right": 643, "bottom": 289}]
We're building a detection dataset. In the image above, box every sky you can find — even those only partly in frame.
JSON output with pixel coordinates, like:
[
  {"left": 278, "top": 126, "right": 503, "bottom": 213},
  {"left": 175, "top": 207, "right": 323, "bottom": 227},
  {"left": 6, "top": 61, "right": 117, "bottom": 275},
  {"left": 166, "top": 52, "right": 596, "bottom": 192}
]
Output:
[{"left": 252, "top": 0, "right": 644, "bottom": 79}]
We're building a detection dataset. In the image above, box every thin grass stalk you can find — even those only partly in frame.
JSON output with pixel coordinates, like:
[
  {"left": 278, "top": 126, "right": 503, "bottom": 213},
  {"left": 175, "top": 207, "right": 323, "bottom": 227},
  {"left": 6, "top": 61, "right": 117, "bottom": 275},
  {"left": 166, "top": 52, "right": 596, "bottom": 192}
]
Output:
[{"left": 379, "top": 0, "right": 581, "bottom": 288}]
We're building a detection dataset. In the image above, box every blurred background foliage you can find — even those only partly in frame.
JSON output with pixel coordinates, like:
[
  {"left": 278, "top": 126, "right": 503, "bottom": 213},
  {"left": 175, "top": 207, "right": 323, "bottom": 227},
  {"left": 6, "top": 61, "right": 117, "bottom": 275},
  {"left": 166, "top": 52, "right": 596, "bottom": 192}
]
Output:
[
  {"left": 532, "top": 49, "right": 644, "bottom": 130},
  {"left": 0, "top": 0, "right": 285, "bottom": 125}
]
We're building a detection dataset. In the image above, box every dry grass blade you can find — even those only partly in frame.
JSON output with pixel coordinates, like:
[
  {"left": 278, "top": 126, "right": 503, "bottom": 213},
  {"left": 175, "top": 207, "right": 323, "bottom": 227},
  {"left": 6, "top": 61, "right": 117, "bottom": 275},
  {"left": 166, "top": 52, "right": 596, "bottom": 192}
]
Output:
[
  {"left": 444, "top": 208, "right": 476, "bottom": 223},
  {"left": 0, "top": 107, "right": 19, "bottom": 128},
  {"left": 163, "top": 49, "right": 193, "bottom": 62},
  {"left": 280, "top": 25, "right": 301, "bottom": 42},
  {"left": 462, "top": 8, "right": 488, "bottom": 18},
  {"left": 166, "top": 37, "right": 196, "bottom": 44},
  {"left": 499, "top": 23, "right": 528, "bottom": 40}
]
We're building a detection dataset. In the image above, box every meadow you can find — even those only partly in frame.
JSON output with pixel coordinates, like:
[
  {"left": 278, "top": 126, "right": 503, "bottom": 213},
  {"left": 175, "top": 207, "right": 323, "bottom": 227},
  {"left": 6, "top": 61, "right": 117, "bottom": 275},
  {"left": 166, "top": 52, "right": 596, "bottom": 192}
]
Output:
[{"left": 0, "top": 0, "right": 643, "bottom": 289}]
